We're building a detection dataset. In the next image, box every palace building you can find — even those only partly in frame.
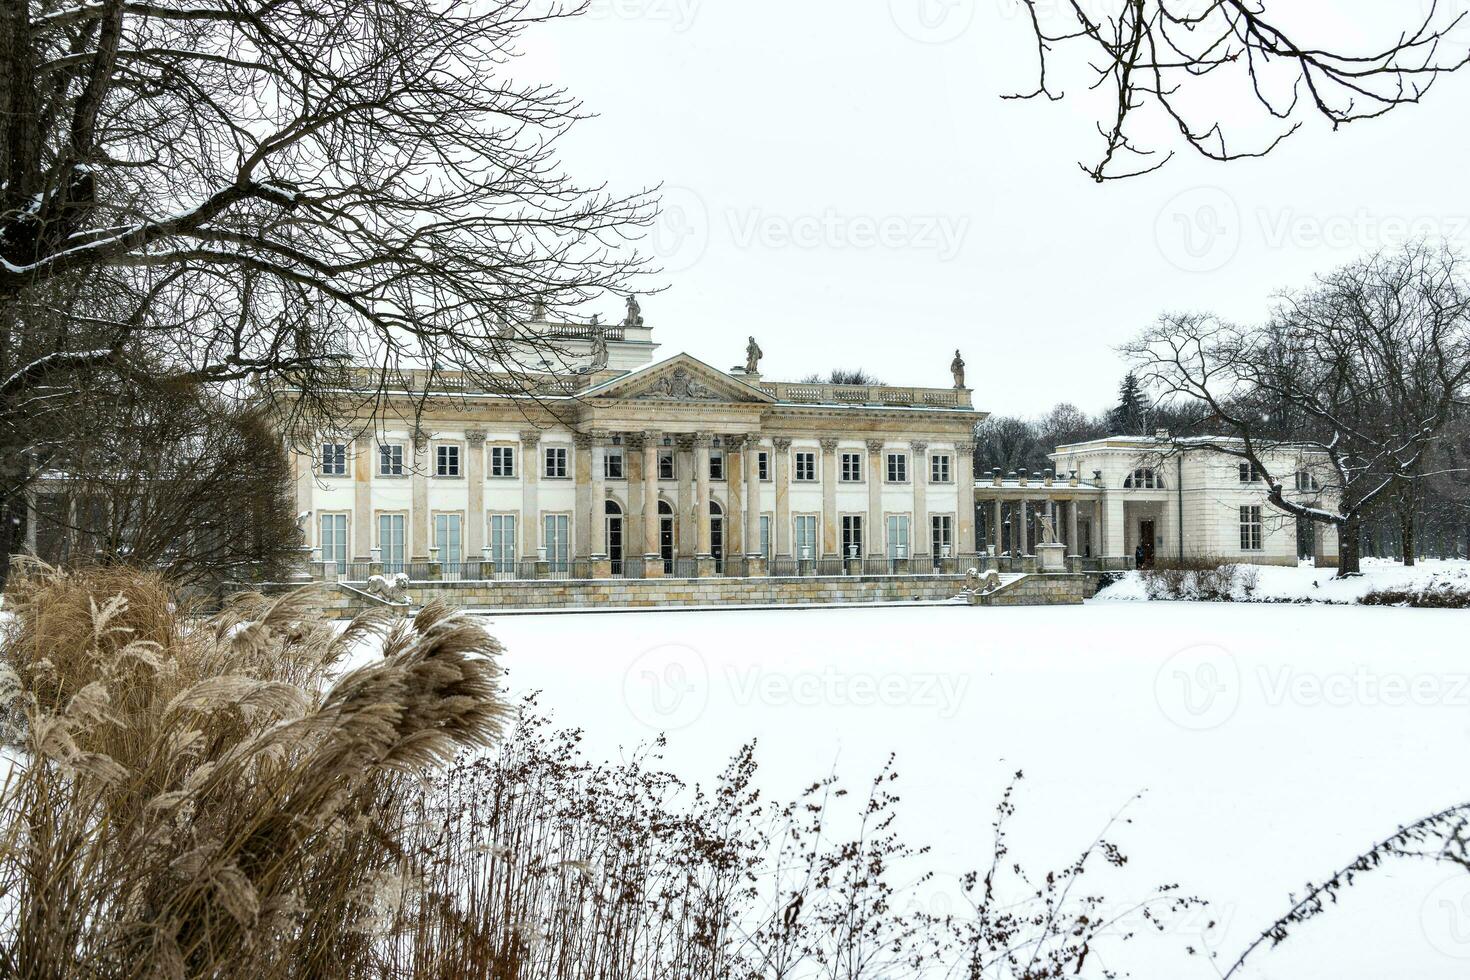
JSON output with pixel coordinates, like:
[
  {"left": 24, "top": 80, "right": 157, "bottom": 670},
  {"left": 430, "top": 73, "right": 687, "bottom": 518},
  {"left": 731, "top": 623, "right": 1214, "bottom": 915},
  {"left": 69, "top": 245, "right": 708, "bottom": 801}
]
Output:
[{"left": 295, "top": 303, "right": 983, "bottom": 579}]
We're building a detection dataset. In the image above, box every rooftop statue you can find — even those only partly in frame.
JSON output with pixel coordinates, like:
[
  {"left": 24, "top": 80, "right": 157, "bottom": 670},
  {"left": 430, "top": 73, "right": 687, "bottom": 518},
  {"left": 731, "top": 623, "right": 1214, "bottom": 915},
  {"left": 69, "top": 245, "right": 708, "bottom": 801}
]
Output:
[
  {"left": 951, "top": 349, "right": 966, "bottom": 389},
  {"left": 745, "top": 335, "right": 763, "bottom": 374}
]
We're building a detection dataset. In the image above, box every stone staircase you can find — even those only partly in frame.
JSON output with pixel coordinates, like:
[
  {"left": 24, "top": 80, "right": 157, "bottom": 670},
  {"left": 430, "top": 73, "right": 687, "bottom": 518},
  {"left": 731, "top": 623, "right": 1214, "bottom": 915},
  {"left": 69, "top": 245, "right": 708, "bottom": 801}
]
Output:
[{"left": 964, "top": 572, "right": 1088, "bottom": 606}]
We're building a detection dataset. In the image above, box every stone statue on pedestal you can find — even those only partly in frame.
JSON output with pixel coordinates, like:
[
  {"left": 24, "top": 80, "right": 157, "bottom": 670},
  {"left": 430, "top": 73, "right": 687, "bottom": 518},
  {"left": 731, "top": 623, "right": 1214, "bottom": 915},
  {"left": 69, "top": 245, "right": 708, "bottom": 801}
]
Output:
[
  {"left": 624, "top": 294, "right": 644, "bottom": 327},
  {"left": 951, "top": 349, "right": 966, "bottom": 389},
  {"left": 745, "top": 336, "right": 763, "bottom": 374}
]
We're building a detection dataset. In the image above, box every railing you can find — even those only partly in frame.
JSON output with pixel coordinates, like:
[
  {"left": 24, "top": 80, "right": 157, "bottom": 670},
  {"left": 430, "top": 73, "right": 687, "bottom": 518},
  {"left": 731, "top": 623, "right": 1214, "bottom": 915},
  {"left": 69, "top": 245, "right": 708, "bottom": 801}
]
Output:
[
  {"left": 326, "top": 554, "right": 976, "bottom": 584},
  {"left": 758, "top": 381, "right": 970, "bottom": 409}
]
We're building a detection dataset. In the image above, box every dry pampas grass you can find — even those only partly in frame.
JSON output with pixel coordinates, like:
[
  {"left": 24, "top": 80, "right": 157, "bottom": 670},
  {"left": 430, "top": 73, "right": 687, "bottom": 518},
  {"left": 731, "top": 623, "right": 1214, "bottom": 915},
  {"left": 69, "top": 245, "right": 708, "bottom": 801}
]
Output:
[{"left": 0, "top": 561, "right": 512, "bottom": 979}]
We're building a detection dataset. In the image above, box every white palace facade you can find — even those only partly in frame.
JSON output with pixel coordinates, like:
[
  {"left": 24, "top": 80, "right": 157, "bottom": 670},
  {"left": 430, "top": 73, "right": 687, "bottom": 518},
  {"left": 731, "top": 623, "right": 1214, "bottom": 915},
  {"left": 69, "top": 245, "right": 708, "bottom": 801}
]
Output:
[{"left": 294, "top": 307, "right": 981, "bottom": 579}]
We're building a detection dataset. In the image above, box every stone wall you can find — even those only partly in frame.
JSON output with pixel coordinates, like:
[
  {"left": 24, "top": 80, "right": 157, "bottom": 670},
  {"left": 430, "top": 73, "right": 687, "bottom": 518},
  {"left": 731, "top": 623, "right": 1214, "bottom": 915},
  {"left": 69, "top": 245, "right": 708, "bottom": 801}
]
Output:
[
  {"left": 403, "top": 573, "right": 970, "bottom": 614},
  {"left": 970, "top": 573, "right": 1088, "bottom": 606}
]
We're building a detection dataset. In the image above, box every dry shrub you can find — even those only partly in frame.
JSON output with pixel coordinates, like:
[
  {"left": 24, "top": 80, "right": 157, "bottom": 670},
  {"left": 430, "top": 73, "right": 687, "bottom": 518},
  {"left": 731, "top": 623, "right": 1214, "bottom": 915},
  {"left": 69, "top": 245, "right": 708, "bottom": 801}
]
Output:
[
  {"left": 1361, "top": 580, "right": 1470, "bottom": 608},
  {"left": 0, "top": 562, "right": 512, "bottom": 979},
  {"left": 377, "top": 707, "right": 1208, "bottom": 980},
  {"left": 1141, "top": 557, "right": 1258, "bottom": 601}
]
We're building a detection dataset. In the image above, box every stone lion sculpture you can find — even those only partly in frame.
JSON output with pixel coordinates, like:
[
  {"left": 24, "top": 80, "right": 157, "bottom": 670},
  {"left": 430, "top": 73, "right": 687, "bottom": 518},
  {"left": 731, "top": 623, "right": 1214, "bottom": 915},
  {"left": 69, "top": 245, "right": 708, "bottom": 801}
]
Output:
[
  {"left": 366, "top": 572, "right": 411, "bottom": 604},
  {"left": 965, "top": 567, "right": 1002, "bottom": 594}
]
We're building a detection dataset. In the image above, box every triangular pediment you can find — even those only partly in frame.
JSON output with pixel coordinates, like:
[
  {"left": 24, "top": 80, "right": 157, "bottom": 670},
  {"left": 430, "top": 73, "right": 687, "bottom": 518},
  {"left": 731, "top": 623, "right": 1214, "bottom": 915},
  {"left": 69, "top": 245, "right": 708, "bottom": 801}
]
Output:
[{"left": 583, "top": 353, "right": 775, "bottom": 405}]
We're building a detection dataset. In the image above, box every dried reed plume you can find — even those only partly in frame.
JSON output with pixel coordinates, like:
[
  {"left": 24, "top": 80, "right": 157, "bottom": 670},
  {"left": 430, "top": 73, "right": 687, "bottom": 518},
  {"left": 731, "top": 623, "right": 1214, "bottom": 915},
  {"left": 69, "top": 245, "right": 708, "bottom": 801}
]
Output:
[{"left": 0, "top": 561, "right": 512, "bottom": 979}]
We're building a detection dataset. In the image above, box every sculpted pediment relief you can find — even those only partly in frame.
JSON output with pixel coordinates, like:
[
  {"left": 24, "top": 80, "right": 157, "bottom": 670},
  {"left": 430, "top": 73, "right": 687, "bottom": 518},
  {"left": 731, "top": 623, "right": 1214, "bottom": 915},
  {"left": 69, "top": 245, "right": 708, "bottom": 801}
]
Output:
[{"left": 587, "top": 354, "right": 775, "bottom": 405}]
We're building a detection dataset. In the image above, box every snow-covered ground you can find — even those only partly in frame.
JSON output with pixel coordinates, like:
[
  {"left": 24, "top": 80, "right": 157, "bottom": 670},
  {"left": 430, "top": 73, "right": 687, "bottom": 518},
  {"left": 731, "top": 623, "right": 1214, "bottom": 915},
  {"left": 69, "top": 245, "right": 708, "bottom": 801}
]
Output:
[
  {"left": 485, "top": 599, "right": 1470, "bottom": 979},
  {"left": 1097, "top": 556, "right": 1470, "bottom": 603}
]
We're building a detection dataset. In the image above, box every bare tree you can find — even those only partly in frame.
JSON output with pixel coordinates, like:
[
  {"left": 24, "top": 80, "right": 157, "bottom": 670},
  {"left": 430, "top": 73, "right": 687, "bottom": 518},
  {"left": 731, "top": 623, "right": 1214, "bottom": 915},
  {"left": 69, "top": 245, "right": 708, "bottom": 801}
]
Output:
[
  {"left": 798, "top": 369, "right": 886, "bottom": 385},
  {"left": 1010, "top": 1, "right": 1470, "bottom": 180},
  {"left": 29, "top": 380, "right": 300, "bottom": 592},
  {"left": 0, "top": 0, "right": 656, "bottom": 577},
  {"left": 1126, "top": 243, "right": 1470, "bottom": 575}
]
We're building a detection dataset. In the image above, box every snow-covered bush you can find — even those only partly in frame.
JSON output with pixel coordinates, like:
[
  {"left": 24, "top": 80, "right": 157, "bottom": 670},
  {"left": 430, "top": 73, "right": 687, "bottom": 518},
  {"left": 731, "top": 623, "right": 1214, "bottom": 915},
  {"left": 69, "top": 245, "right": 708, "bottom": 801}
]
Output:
[{"left": 1139, "top": 558, "right": 1257, "bottom": 601}]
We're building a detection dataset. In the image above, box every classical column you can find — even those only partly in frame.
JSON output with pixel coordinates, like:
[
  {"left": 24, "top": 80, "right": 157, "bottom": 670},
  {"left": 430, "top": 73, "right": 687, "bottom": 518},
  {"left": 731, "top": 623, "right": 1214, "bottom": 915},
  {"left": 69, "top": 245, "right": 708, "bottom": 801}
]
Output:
[
  {"left": 991, "top": 497, "right": 1003, "bottom": 556},
  {"left": 743, "top": 435, "right": 762, "bottom": 556},
  {"left": 1091, "top": 500, "right": 1103, "bottom": 558},
  {"left": 588, "top": 431, "right": 607, "bottom": 561},
  {"left": 410, "top": 426, "right": 429, "bottom": 562},
  {"left": 295, "top": 443, "right": 315, "bottom": 558},
  {"left": 773, "top": 437, "right": 792, "bottom": 556},
  {"left": 1014, "top": 499, "right": 1028, "bottom": 557},
  {"left": 910, "top": 441, "right": 928, "bottom": 562},
  {"left": 466, "top": 430, "right": 486, "bottom": 559},
  {"left": 642, "top": 430, "right": 660, "bottom": 561},
  {"left": 626, "top": 432, "right": 645, "bottom": 557},
  {"left": 866, "top": 439, "right": 885, "bottom": 558},
  {"left": 520, "top": 430, "right": 541, "bottom": 557},
  {"left": 573, "top": 431, "right": 592, "bottom": 560},
  {"left": 676, "top": 434, "right": 695, "bottom": 557},
  {"left": 695, "top": 433, "right": 712, "bottom": 557},
  {"left": 353, "top": 433, "right": 373, "bottom": 560},
  {"left": 820, "top": 437, "right": 839, "bottom": 557},
  {"left": 956, "top": 444, "right": 976, "bottom": 559},
  {"left": 727, "top": 438, "right": 743, "bottom": 564},
  {"left": 1066, "top": 497, "right": 1080, "bottom": 556}
]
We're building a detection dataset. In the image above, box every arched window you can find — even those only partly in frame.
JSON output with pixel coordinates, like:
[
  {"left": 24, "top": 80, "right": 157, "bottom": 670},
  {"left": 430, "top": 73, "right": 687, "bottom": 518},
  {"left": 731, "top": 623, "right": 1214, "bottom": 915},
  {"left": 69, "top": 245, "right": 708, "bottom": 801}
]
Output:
[
  {"left": 605, "top": 499, "right": 622, "bottom": 515},
  {"left": 710, "top": 499, "right": 723, "bottom": 516},
  {"left": 1123, "top": 468, "right": 1164, "bottom": 489},
  {"left": 657, "top": 499, "right": 674, "bottom": 515}
]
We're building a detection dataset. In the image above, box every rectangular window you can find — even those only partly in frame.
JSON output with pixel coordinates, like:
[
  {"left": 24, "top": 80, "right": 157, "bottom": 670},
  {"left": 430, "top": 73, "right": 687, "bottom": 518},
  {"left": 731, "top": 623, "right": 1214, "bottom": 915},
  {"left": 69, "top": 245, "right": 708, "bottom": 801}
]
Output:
[
  {"left": 794, "top": 451, "right": 817, "bottom": 482},
  {"left": 490, "top": 445, "right": 516, "bottom": 478},
  {"left": 841, "top": 515, "right": 864, "bottom": 558},
  {"left": 605, "top": 450, "right": 625, "bottom": 480},
  {"left": 378, "top": 513, "right": 406, "bottom": 572},
  {"left": 378, "top": 444, "right": 404, "bottom": 476},
  {"left": 794, "top": 514, "right": 817, "bottom": 559},
  {"left": 1240, "top": 505, "right": 1263, "bottom": 551},
  {"left": 931, "top": 514, "right": 954, "bottom": 559},
  {"left": 320, "top": 443, "right": 347, "bottom": 476},
  {"left": 930, "top": 453, "right": 952, "bottom": 484},
  {"left": 757, "top": 451, "right": 770, "bottom": 482},
  {"left": 319, "top": 513, "right": 347, "bottom": 570},
  {"left": 1294, "top": 470, "right": 1317, "bottom": 492},
  {"left": 760, "top": 514, "right": 772, "bottom": 559},
  {"left": 709, "top": 450, "right": 725, "bottom": 481},
  {"left": 886, "top": 515, "right": 911, "bottom": 559},
  {"left": 544, "top": 446, "right": 569, "bottom": 479},
  {"left": 1238, "top": 462, "right": 1263, "bottom": 483},
  {"left": 543, "top": 514, "right": 570, "bottom": 570},
  {"left": 840, "top": 452, "right": 864, "bottom": 483},
  {"left": 658, "top": 449, "right": 676, "bottom": 480},
  {"left": 885, "top": 453, "right": 908, "bottom": 483},
  {"left": 435, "top": 444, "right": 460, "bottom": 477},
  {"left": 433, "top": 513, "right": 462, "bottom": 565},
  {"left": 489, "top": 514, "right": 517, "bottom": 572}
]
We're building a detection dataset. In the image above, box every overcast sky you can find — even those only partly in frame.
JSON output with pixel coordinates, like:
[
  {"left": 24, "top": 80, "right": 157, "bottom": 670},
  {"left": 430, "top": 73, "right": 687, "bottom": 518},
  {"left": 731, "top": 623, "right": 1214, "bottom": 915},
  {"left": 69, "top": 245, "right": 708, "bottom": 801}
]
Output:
[{"left": 522, "top": 0, "right": 1470, "bottom": 418}]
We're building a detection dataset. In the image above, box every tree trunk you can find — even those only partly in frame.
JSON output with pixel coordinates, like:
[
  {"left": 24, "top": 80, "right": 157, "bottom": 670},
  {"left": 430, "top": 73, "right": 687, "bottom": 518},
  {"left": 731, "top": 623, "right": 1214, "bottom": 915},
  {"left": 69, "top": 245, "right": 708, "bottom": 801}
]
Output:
[
  {"left": 1338, "top": 515, "right": 1361, "bottom": 576},
  {"left": 1400, "top": 507, "right": 1416, "bottom": 566}
]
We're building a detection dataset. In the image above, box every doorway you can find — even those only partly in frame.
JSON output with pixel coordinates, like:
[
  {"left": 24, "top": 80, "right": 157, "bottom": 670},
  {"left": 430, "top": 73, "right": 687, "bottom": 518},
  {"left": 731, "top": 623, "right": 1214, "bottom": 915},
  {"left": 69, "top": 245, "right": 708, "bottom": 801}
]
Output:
[
  {"left": 1138, "top": 518, "right": 1156, "bottom": 567},
  {"left": 605, "top": 500, "right": 623, "bottom": 574},
  {"left": 710, "top": 500, "right": 724, "bottom": 573},
  {"left": 658, "top": 500, "right": 675, "bottom": 574}
]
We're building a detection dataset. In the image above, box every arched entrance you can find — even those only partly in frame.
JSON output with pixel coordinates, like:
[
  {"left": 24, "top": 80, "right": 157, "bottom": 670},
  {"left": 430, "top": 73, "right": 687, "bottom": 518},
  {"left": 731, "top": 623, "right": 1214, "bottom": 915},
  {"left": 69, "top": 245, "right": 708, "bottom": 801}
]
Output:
[
  {"left": 658, "top": 499, "right": 675, "bottom": 574},
  {"left": 605, "top": 499, "right": 623, "bottom": 574}
]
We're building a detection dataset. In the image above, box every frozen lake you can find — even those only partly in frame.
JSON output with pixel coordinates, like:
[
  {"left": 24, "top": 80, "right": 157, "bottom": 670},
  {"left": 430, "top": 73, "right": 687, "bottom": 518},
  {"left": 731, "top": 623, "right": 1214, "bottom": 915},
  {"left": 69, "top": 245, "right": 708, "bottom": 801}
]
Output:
[{"left": 487, "top": 599, "right": 1470, "bottom": 979}]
